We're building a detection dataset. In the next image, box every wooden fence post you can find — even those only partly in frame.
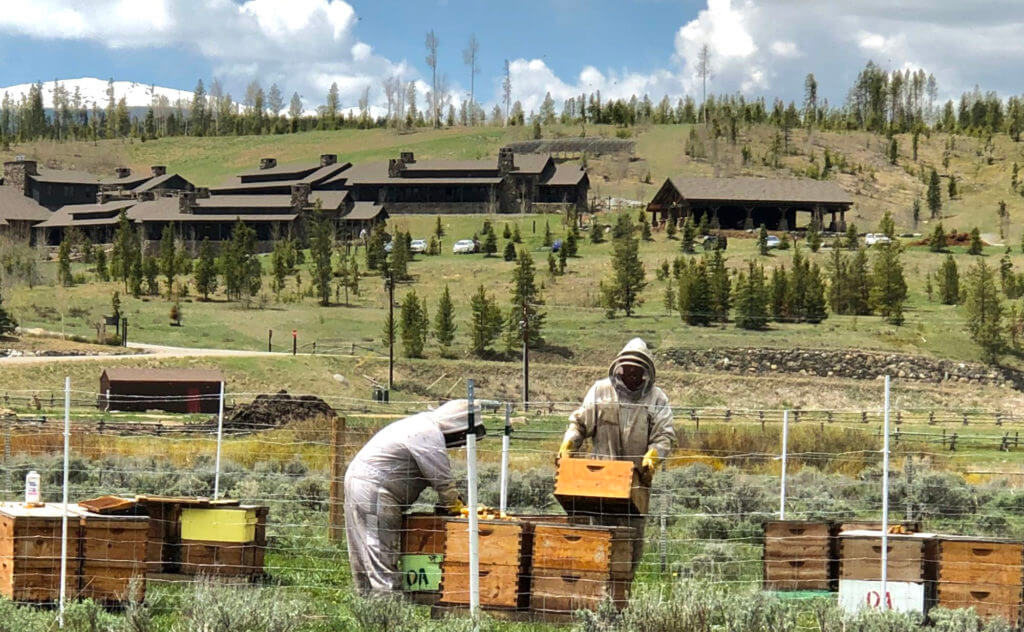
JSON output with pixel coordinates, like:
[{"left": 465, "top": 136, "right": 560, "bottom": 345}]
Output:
[{"left": 329, "top": 416, "right": 347, "bottom": 543}]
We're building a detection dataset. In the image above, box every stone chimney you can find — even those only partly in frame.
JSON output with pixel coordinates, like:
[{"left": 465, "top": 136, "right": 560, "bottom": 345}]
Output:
[
  {"left": 115, "top": 167, "right": 131, "bottom": 179},
  {"left": 320, "top": 154, "right": 337, "bottom": 167},
  {"left": 3, "top": 159, "right": 38, "bottom": 195},
  {"left": 135, "top": 191, "right": 156, "bottom": 202},
  {"left": 195, "top": 187, "right": 210, "bottom": 199},
  {"left": 178, "top": 190, "right": 196, "bottom": 214},
  {"left": 498, "top": 147, "right": 516, "bottom": 175},
  {"left": 387, "top": 158, "right": 403, "bottom": 178},
  {"left": 291, "top": 183, "right": 311, "bottom": 209},
  {"left": 98, "top": 191, "right": 110, "bottom": 204},
  {"left": 259, "top": 157, "right": 277, "bottom": 170},
  {"left": 150, "top": 165, "right": 167, "bottom": 177},
  {"left": 400, "top": 151, "right": 415, "bottom": 164}
]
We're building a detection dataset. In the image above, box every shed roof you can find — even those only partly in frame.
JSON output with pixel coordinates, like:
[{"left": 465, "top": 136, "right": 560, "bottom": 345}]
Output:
[
  {"left": 102, "top": 368, "right": 224, "bottom": 383},
  {"left": 343, "top": 202, "right": 386, "bottom": 221},
  {"left": 310, "top": 190, "right": 350, "bottom": 210},
  {"left": 0, "top": 187, "right": 53, "bottom": 222},
  {"left": 31, "top": 168, "right": 100, "bottom": 184},
  {"left": 543, "top": 163, "right": 588, "bottom": 186},
  {"left": 133, "top": 173, "right": 186, "bottom": 192},
  {"left": 664, "top": 176, "right": 853, "bottom": 205},
  {"left": 36, "top": 199, "right": 135, "bottom": 228},
  {"left": 513, "top": 154, "right": 551, "bottom": 174},
  {"left": 99, "top": 173, "right": 151, "bottom": 187}
]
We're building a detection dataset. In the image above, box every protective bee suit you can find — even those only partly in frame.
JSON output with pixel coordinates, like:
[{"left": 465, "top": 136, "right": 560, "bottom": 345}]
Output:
[
  {"left": 559, "top": 338, "right": 675, "bottom": 570},
  {"left": 345, "top": 399, "right": 484, "bottom": 594}
]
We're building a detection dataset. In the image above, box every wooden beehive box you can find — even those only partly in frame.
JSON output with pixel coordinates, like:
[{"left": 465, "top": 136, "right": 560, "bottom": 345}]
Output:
[
  {"left": 554, "top": 458, "right": 648, "bottom": 516},
  {"left": 179, "top": 506, "right": 268, "bottom": 577},
  {"left": 935, "top": 536, "right": 1024, "bottom": 624},
  {"left": 74, "top": 507, "right": 148, "bottom": 603},
  {"left": 0, "top": 504, "right": 77, "bottom": 603},
  {"left": 838, "top": 530, "right": 938, "bottom": 615},
  {"left": 837, "top": 520, "right": 922, "bottom": 533},
  {"left": 530, "top": 523, "right": 635, "bottom": 615},
  {"left": 439, "top": 518, "right": 532, "bottom": 609},
  {"left": 400, "top": 514, "right": 447, "bottom": 604},
  {"left": 763, "top": 520, "right": 837, "bottom": 591}
]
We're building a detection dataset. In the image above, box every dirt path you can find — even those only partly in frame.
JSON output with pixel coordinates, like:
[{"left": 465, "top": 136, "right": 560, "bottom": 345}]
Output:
[{"left": 0, "top": 341, "right": 294, "bottom": 366}]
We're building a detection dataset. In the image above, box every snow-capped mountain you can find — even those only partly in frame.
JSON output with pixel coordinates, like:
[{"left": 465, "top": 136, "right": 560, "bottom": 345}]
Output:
[{"left": 0, "top": 78, "right": 198, "bottom": 109}]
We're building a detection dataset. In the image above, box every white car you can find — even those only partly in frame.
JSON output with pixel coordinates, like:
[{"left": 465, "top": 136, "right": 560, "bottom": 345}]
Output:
[
  {"left": 410, "top": 239, "right": 427, "bottom": 253},
  {"left": 383, "top": 240, "right": 393, "bottom": 253},
  {"left": 765, "top": 235, "right": 781, "bottom": 249},
  {"left": 453, "top": 239, "right": 477, "bottom": 254},
  {"left": 865, "top": 233, "right": 891, "bottom": 246}
]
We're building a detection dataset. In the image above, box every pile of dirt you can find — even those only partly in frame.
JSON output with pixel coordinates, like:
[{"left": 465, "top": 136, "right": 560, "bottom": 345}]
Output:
[
  {"left": 223, "top": 390, "right": 336, "bottom": 430},
  {"left": 911, "top": 232, "right": 977, "bottom": 247}
]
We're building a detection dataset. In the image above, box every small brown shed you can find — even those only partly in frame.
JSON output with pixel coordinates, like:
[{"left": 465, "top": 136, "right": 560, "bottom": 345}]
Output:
[{"left": 99, "top": 368, "right": 224, "bottom": 414}]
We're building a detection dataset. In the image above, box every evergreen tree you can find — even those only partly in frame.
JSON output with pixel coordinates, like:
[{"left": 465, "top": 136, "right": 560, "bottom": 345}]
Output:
[
  {"left": 503, "top": 240, "right": 517, "bottom": 261},
  {"left": 804, "top": 263, "right": 828, "bottom": 323},
  {"left": 95, "top": 248, "right": 109, "bottom": 282},
  {"left": 0, "top": 284, "right": 17, "bottom": 336},
  {"left": 57, "top": 235, "right": 73, "bottom": 287},
  {"left": 681, "top": 216, "right": 696, "bottom": 253},
  {"left": 399, "top": 290, "right": 429, "bottom": 358},
  {"left": 757, "top": 224, "right": 769, "bottom": 255},
  {"left": 888, "top": 137, "right": 898, "bottom": 165},
  {"left": 734, "top": 261, "right": 769, "bottom": 330},
  {"left": 382, "top": 311, "right": 395, "bottom": 359},
  {"left": 844, "top": 223, "right": 859, "bottom": 250},
  {"left": 435, "top": 216, "right": 445, "bottom": 240},
  {"left": 708, "top": 249, "right": 731, "bottom": 322},
  {"left": 778, "top": 233, "right": 790, "bottom": 250},
  {"left": 612, "top": 214, "right": 633, "bottom": 240},
  {"left": 469, "top": 285, "right": 503, "bottom": 357},
  {"left": 968, "top": 227, "right": 983, "bottom": 255},
  {"left": 948, "top": 174, "right": 958, "bottom": 199},
  {"left": 111, "top": 291, "right": 121, "bottom": 327},
  {"left": 847, "top": 247, "right": 872, "bottom": 315},
  {"left": 665, "top": 216, "right": 677, "bottom": 239},
  {"left": 927, "top": 169, "right": 942, "bottom": 218},
  {"left": 390, "top": 229, "right": 410, "bottom": 280},
  {"left": 483, "top": 226, "right": 498, "bottom": 257},
  {"left": 547, "top": 251, "right": 557, "bottom": 275},
  {"left": 680, "top": 260, "right": 712, "bottom": 326},
  {"left": 503, "top": 223, "right": 512, "bottom": 239},
  {"left": 366, "top": 223, "right": 387, "bottom": 270},
  {"left": 770, "top": 265, "right": 789, "bottom": 321},
  {"left": 271, "top": 240, "right": 288, "bottom": 299},
  {"left": 434, "top": 285, "right": 457, "bottom": 351},
  {"left": 925, "top": 272, "right": 934, "bottom": 301},
  {"left": 512, "top": 223, "right": 522, "bottom": 244},
  {"left": 640, "top": 213, "right": 652, "bottom": 241},
  {"left": 310, "top": 208, "right": 334, "bottom": 306},
  {"left": 143, "top": 255, "right": 159, "bottom": 295},
  {"left": 826, "top": 247, "right": 846, "bottom": 314},
  {"left": 938, "top": 255, "right": 960, "bottom": 305},
  {"left": 878, "top": 211, "right": 896, "bottom": 239},
  {"left": 506, "top": 249, "right": 545, "bottom": 350},
  {"left": 663, "top": 278, "right": 676, "bottom": 315},
  {"left": 600, "top": 223, "right": 646, "bottom": 317},
  {"left": 590, "top": 222, "right": 604, "bottom": 244},
  {"left": 558, "top": 241, "right": 568, "bottom": 273},
  {"left": 220, "top": 220, "right": 261, "bottom": 300},
  {"left": 194, "top": 238, "right": 217, "bottom": 301},
  {"left": 870, "top": 244, "right": 908, "bottom": 325},
  {"left": 912, "top": 198, "right": 921, "bottom": 229},
  {"left": 964, "top": 260, "right": 1004, "bottom": 363},
  {"left": 1000, "top": 250, "right": 1015, "bottom": 296},
  {"left": 697, "top": 213, "right": 710, "bottom": 236},
  {"left": 929, "top": 223, "right": 947, "bottom": 253},
  {"left": 158, "top": 225, "right": 177, "bottom": 299},
  {"left": 806, "top": 221, "right": 822, "bottom": 253},
  {"left": 787, "top": 245, "right": 809, "bottom": 321},
  {"left": 543, "top": 220, "right": 553, "bottom": 247},
  {"left": 111, "top": 211, "right": 137, "bottom": 291}
]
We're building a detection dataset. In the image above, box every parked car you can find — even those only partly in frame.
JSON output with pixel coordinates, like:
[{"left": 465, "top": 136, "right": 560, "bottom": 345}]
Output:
[
  {"left": 865, "top": 233, "right": 891, "bottom": 246},
  {"left": 453, "top": 239, "right": 477, "bottom": 254},
  {"left": 410, "top": 239, "right": 427, "bottom": 253},
  {"left": 384, "top": 240, "right": 393, "bottom": 253},
  {"left": 701, "top": 234, "right": 728, "bottom": 251},
  {"left": 765, "top": 235, "right": 781, "bottom": 249},
  {"left": 551, "top": 238, "right": 563, "bottom": 253}
]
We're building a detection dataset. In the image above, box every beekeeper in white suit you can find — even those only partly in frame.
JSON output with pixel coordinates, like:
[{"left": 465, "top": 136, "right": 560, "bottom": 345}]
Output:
[
  {"left": 345, "top": 399, "right": 485, "bottom": 594},
  {"left": 558, "top": 338, "right": 675, "bottom": 570}
]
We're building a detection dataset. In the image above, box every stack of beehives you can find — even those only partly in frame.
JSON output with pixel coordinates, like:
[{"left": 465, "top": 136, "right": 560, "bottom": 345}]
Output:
[{"left": 403, "top": 456, "right": 646, "bottom": 619}]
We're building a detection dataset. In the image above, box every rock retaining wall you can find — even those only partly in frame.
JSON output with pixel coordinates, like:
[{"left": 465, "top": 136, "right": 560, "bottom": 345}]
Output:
[{"left": 661, "top": 347, "right": 1024, "bottom": 390}]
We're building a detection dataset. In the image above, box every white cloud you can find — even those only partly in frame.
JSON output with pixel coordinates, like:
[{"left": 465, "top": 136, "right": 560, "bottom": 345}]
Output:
[
  {"left": 0, "top": 0, "right": 416, "bottom": 111},
  {"left": 770, "top": 41, "right": 799, "bottom": 58}
]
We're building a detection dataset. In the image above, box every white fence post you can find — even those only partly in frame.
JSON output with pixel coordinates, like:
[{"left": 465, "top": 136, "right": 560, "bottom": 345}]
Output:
[
  {"left": 779, "top": 410, "right": 789, "bottom": 520},
  {"left": 465, "top": 380, "right": 480, "bottom": 617},
  {"left": 499, "top": 402, "right": 511, "bottom": 516},
  {"left": 881, "top": 375, "right": 891, "bottom": 609},
  {"left": 58, "top": 377, "right": 70, "bottom": 629},
  {"left": 213, "top": 382, "right": 225, "bottom": 499}
]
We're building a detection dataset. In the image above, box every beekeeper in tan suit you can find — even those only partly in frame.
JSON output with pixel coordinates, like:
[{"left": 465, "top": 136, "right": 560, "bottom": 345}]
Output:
[{"left": 558, "top": 338, "right": 675, "bottom": 570}]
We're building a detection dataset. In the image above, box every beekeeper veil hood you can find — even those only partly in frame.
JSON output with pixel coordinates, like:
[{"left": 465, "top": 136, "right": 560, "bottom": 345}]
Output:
[
  {"left": 431, "top": 399, "right": 487, "bottom": 448},
  {"left": 609, "top": 338, "right": 656, "bottom": 401}
]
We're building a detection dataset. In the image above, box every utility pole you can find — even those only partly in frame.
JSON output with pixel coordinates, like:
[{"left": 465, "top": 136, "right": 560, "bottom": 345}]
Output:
[
  {"left": 521, "top": 302, "right": 529, "bottom": 411},
  {"left": 387, "top": 270, "right": 395, "bottom": 391}
]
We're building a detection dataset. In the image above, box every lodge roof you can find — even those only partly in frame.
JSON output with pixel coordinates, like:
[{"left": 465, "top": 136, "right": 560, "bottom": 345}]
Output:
[
  {"left": 344, "top": 201, "right": 386, "bottom": 221},
  {"left": 0, "top": 187, "right": 53, "bottom": 222},
  {"left": 663, "top": 176, "right": 853, "bottom": 205},
  {"left": 31, "top": 168, "right": 100, "bottom": 185}
]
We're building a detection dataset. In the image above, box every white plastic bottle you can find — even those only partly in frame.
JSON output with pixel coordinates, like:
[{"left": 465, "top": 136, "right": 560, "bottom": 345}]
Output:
[{"left": 24, "top": 471, "right": 40, "bottom": 507}]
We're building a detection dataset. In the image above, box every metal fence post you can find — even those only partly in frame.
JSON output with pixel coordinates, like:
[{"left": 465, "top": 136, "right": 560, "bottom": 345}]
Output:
[
  {"left": 58, "top": 377, "right": 70, "bottom": 629},
  {"left": 881, "top": 375, "right": 891, "bottom": 610},
  {"left": 466, "top": 380, "right": 480, "bottom": 617},
  {"left": 499, "top": 403, "right": 511, "bottom": 516},
  {"left": 779, "top": 410, "right": 789, "bottom": 520},
  {"left": 213, "top": 382, "right": 225, "bottom": 499}
]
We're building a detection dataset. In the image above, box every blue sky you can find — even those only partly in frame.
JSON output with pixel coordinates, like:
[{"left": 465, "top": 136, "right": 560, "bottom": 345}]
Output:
[{"left": 1, "top": 1, "right": 1022, "bottom": 113}]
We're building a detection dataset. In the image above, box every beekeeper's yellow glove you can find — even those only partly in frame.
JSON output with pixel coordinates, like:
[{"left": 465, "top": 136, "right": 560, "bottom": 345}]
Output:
[
  {"left": 557, "top": 439, "right": 574, "bottom": 460},
  {"left": 641, "top": 448, "right": 661, "bottom": 474}
]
